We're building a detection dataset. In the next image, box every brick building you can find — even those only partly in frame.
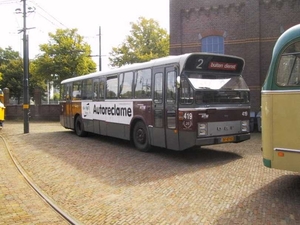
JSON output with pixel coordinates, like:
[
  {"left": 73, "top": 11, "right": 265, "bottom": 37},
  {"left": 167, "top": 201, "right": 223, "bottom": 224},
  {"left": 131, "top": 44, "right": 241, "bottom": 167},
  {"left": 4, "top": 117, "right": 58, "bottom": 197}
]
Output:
[{"left": 170, "top": 0, "right": 300, "bottom": 112}]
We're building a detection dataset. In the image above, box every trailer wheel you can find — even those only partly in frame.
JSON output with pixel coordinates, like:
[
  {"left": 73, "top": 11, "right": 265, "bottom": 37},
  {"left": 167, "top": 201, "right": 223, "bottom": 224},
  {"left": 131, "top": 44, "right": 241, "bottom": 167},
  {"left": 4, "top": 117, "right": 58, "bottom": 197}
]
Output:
[
  {"left": 133, "top": 121, "right": 150, "bottom": 152},
  {"left": 75, "top": 116, "right": 87, "bottom": 137}
]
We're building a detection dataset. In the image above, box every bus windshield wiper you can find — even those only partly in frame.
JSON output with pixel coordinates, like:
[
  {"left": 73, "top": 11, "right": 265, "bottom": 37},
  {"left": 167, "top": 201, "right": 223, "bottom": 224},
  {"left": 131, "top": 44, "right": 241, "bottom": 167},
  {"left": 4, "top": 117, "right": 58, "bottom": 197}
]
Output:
[{"left": 197, "top": 87, "right": 211, "bottom": 89}]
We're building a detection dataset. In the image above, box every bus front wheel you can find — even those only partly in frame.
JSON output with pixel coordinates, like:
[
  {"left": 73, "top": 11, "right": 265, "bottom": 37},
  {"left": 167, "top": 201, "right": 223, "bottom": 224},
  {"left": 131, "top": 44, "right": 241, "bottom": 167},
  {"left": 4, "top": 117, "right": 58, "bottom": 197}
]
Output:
[
  {"left": 75, "top": 116, "right": 87, "bottom": 137},
  {"left": 133, "top": 121, "right": 150, "bottom": 152}
]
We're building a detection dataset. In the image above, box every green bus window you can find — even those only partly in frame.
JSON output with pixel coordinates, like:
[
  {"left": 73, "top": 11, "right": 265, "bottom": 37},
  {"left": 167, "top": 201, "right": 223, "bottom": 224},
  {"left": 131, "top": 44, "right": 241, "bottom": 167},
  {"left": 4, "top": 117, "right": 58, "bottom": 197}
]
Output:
[
  {"left": 277, "top": 42, "right": 300, "bottom": 86},
  {"left": 288, "top": 57, "right": 300, "bottom": 86}
]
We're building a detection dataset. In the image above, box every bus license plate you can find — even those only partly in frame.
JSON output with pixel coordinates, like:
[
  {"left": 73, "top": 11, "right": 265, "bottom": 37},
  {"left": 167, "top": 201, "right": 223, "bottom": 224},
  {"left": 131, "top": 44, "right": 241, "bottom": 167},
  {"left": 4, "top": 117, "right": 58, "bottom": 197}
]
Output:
[{"left": 222, "top": 136, "right": 234, "bottom": 143}]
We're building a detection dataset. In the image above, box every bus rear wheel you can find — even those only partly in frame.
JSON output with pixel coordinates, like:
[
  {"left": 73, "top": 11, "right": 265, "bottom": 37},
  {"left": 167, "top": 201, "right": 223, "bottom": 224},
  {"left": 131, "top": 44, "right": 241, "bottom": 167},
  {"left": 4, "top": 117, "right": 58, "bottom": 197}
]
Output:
[
  {"left": 133, "top": 121, "right": 150, "bottom": 152},
  {"left": 75, "top": 116, "right": 87, "bottom": 137}
]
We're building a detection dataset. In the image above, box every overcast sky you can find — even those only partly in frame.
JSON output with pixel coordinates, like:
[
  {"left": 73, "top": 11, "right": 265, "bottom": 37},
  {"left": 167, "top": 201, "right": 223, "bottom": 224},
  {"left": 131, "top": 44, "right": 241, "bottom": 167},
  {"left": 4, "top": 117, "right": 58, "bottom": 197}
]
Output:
[{"left": 0, "top": 0, "right": 169, "bottom": 70}]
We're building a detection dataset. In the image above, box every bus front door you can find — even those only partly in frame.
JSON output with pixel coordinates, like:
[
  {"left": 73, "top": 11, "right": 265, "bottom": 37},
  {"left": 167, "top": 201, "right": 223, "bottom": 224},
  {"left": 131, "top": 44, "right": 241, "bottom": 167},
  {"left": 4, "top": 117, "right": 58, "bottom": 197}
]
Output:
[
  {"left": 65, "top": 84, "right": 73, "bottom": 129},
  {"left": 152, "top": 66, "right": 179, "bottom": 150},
  {"left": 152, "top": 67, "right": 166, "bottom": 148},
  {"left": 164, "top": 66, "right": 179, "bottom": 150}
]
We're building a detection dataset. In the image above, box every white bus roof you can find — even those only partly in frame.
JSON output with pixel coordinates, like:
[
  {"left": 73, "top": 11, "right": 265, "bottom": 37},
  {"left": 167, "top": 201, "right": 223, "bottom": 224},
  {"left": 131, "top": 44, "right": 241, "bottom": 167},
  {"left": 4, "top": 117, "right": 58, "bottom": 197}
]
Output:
[{"left": 61, "top": 52, "right": 242, "bottom": 84}]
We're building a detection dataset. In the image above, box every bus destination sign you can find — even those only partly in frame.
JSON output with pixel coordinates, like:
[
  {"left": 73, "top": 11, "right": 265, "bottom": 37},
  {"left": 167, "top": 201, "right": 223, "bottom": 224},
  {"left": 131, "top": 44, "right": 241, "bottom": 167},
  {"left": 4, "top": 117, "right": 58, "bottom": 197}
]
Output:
[
  {"left": 208, "top": 62, "right": 237, "bottom": 71},
  {"left": 184, "top": 54, "right": 244, "bottom": 73}
]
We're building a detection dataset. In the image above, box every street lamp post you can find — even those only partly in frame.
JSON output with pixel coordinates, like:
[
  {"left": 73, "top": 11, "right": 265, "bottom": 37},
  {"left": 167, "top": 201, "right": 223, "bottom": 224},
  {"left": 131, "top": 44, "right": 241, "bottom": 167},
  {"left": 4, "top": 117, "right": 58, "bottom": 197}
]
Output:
[
  {"left": 99, "top": 26, "right": 102, "bottom": 71},
  {"left": 22, "top": 0, "right": 29, "bottom": 133},
  {"left": 89, "top": 26, "right": 103, "bottom": 71},
  {"left": 16, "top": 0, "right": 35, "bottom": 133}
]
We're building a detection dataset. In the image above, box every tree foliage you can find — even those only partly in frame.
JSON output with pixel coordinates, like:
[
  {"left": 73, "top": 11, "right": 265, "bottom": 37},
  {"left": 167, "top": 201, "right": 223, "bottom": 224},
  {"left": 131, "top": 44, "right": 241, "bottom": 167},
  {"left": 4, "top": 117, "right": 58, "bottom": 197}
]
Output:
[
  {"left": 0, "top": 29, "right": 97, "bottom": 102},
  {"left": 34, "top": 28, "right": 97, "bottom": 86},
  {"left": 0, "top": 46, "right": 19, "bottom": 65},
  {"left": 0, "top": 47, "right": 45, "bottom": 103},
  {"left": 109, "top": 17, "right": 169, "bottom": 68},
  {"left": 0, "top": 58, "right": 23, "bottom": 102},
  {"left": 0, "top": 47, "right": 19, "bottom": 82}
]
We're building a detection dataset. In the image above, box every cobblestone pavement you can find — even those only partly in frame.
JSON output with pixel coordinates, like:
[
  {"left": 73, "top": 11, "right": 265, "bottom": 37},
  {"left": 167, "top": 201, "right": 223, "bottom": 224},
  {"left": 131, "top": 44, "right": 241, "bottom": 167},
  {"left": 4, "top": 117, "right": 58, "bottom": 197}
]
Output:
[
  {"left": 1, "top": 121, "right": 300, "bottom": 225},
  {"left": 0, "top": 123, "right": 69, "bottom": 225}
]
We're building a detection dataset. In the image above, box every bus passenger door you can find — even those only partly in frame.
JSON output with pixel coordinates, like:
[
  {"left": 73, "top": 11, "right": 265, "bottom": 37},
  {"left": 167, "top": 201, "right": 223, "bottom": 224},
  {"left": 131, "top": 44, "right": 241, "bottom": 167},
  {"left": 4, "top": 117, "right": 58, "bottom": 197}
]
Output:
[
  {"left": 64, "top": 83, "right": 73, "bottom": 128},
  {"left": 152, "top": 67, "right": 166, "bottom": 148},
  {"left": 165, "top": 66, "right": 179, "bottom": 150},
  {"left": 152, "top": 66, "right": 179, "bottom": 150}
]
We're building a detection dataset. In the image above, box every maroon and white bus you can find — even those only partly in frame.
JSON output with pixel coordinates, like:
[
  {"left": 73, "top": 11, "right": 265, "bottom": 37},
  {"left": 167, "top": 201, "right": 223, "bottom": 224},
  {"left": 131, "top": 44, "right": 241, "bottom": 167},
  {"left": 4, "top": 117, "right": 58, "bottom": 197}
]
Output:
[{"left": 60, "top": 53, "right": 250, "bottom": 151}]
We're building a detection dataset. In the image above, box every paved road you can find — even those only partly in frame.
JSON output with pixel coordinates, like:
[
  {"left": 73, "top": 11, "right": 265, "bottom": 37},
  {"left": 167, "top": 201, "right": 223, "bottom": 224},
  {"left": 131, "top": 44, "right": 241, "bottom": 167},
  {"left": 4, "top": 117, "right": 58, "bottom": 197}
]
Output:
[{"left": 1, "top": 121, "right": 300, "bottom": 224}]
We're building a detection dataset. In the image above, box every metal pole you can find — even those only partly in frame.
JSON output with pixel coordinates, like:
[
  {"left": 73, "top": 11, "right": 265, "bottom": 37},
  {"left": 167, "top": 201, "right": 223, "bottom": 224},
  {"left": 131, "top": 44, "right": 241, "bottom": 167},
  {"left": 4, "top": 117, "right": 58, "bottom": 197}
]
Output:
[
  {"left": 23, "top": 0, "right": 29, "bottom": 133},
  {"left": 99, "top": 26, "right": 102, "bottom": 71}
]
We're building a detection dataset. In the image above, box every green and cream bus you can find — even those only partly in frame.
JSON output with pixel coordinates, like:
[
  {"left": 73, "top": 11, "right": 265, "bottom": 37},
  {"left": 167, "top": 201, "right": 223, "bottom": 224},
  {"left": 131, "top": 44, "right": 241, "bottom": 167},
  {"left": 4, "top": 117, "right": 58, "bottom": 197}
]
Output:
[{"left": 262, "top": 24, "right": 300, "bottom": 172}]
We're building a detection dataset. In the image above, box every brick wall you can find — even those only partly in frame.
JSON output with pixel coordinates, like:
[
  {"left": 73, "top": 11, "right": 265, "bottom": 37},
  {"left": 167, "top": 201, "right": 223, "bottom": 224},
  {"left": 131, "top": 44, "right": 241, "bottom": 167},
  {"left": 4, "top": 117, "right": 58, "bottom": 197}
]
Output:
[
  {"left": 5, "top": 105, "right": 60, "bottom": 121},
  {"left": 170, "top": 0, "right": 300, "bottom": 112}
]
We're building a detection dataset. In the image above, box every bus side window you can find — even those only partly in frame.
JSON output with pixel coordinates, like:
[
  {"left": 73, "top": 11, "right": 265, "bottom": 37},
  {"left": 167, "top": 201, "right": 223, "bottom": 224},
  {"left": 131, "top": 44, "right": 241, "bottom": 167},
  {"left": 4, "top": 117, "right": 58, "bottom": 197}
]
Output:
[
  {"left": 288, "top": 57, "right": 300, "bottom": 85},
  {"left": 277, "top": 41, "right": 300, "bottom": 86},
  {"left": 277, "top": 55, "right": 295, "bottom": 86},
  {"left": 93, "top": 78, "right": 99, "bottom": 100},
  {"left": 154, "top": 72, "right": 163, "bottom": 103},
  {"left": 82, "top": 78, "right": 93, "bottom": 100},
  {"left": 180, "top": 77, "right": 193, "bottom": 104},
  {"left": 167, "top": 71, "right": 176, "bottom": 104},
  {"left": 72, "top": 81, "right": 82, "bottom": 100},
  {"left": 67, "top": 84, "right": 71, "bottom": 100},
  {"left": 61, "top": 84, "right": 65, "bottom": 100},
  {"left": 135, "top": 68, "right": 152, "bottom": 99},
  {"left": 61, "top": 83, "right": 70, "bottom": 100},
  {"left": 119, "top": 72, "right": 133, "bottom": 99},
  {"left": 106, "top": 75, "right": 118, "bottom": 99},
  {"left": 99, "top": 80, "right": 105, "bottom": 99}
]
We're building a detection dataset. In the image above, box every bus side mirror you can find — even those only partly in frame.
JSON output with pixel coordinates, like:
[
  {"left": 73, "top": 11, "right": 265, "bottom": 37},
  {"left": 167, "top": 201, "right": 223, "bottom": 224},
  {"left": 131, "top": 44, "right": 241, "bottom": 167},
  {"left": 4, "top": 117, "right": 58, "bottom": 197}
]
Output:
[{"left": 176, "top": 76, "right": 180, "bottom": 89}]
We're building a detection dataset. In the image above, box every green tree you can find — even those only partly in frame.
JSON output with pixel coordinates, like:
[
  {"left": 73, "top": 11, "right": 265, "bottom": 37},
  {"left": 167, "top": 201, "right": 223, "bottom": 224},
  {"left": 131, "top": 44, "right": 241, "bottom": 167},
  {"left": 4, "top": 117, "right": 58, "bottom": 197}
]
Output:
[
  {"left": 0, "top": 58, "right": 23, "bottom": 102},
  {"left": 0, "top": 47, "right": 20, "bottom": 82},
  {"left": 0, "top": 47, "right": 45, "bottom": 103},
  {"left": 0, "top": 47, "right": 23, "bottom": 102},
  {"left": 35, "top": 28, "right": 97, "bottom": 86},
  {"left": 109, "top": 17, "right": 169, "bottom": 68},
  {"left": 0, "top": 46, "right": 19, "bottom": 65}
]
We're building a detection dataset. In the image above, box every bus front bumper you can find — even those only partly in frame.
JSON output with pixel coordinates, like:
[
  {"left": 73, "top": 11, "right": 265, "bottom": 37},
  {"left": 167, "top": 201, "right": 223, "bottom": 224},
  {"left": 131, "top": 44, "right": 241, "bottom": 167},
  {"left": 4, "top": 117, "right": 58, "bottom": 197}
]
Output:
[{"left": 195, "top": 133, "right": 250, "bottom": 146}]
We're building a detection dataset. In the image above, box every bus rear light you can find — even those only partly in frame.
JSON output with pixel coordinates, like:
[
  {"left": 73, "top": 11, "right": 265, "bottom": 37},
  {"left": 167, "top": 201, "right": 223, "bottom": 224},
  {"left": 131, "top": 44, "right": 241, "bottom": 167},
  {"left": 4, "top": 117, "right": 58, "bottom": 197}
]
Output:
[
  {"left": 278, "top": 152, "right": 285, "bottom": 157},
  {"left": 241, "top": 120, "right": 249, "bottom": 132},
  {"left": 198, "top": 123, "right": 207, "bottom": 136}
]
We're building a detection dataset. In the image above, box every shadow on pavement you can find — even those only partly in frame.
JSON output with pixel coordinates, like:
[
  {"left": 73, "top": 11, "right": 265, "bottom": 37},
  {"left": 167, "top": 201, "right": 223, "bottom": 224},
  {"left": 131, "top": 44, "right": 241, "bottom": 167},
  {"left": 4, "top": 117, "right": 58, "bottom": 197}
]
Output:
[
  {"left": 10, "top": 129, "right": 242, "bottom": 187},
  {"left": 215, "top": 174, "right": 300, "bottom": 224}
]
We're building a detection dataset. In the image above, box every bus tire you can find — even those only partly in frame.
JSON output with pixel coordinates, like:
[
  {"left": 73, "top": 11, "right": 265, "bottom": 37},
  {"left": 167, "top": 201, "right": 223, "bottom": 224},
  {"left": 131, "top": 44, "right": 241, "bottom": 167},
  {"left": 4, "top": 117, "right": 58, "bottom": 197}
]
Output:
[
  {"left": 133, "top": 121, "right": 151, "bottom": 152},
  {"left": 75, "top": 116, "right": 87, "bottom": 137}
]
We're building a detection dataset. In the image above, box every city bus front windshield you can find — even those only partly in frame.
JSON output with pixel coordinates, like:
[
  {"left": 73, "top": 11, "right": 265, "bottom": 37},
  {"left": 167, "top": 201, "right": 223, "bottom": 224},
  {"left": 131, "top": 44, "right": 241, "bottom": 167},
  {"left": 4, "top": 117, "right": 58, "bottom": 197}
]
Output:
[
  {"left": 180, "top": 72, "right": 250, "bottom": 105},
  {"left": 186, "top": 73, "right": 248, "bottom": 90}
]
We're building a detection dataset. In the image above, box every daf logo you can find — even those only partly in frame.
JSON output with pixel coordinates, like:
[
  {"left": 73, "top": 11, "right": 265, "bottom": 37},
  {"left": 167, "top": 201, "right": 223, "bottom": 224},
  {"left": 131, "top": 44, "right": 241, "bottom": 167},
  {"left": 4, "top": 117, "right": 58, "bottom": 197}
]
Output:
[{"left": 217, "top": 126, "right": 234, "bottom": 131}]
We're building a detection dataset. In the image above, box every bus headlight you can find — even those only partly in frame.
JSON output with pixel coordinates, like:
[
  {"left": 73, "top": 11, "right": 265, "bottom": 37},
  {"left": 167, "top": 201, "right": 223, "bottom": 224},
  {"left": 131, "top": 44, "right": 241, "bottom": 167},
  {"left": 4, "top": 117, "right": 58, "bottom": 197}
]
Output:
[
  {"left": 198, "top": 123, "right": 207, "bottom": 136},
  {"left": 241, "top": 120, "right": 249, "bottom": 132}
]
